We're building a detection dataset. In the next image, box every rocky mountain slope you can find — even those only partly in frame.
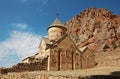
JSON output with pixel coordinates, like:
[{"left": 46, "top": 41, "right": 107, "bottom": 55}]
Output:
[{"left": 65, "top": 8, "right": 120, "bottom": 52}]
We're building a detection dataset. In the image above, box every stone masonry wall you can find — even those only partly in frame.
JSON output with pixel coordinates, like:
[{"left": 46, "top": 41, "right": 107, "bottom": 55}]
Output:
[
  {"left": 60, "top": 48, "right": 73, "bottom": 70},
  {"left": 50, "top": 48, "right": 59, "bottom": 71},
  {"left": 50, "top": 48, "right": 74, "bottom": 71},
  {"left": 6, "top": 57, "right": 48, "bottom": 73}
]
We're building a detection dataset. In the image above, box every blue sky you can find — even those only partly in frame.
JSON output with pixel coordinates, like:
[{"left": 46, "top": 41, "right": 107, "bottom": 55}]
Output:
[{"left": 0, "top": 0, "right": 120, "bottom": 67}]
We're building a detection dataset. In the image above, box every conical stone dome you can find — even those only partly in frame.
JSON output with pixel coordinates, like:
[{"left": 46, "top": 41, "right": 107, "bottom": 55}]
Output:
[
  {"left": 48, "top": 18, "right": 67, "bottom": 31},
  {"left": 48, "top": 17, "right": 67, "bottom": 41}
]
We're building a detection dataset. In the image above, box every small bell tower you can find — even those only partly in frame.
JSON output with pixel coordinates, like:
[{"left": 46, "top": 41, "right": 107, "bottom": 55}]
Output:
[{"left": 48, "top": 15, "right": 67, "bottom": 41}]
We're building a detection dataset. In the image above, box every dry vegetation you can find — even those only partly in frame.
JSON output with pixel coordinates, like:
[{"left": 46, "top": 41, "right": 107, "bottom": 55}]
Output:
[
  {"left": 0, "top": 67, "right": 120, "bottom": 79},
  {"left": 31, "top": 67, "right": 120, "bottom": 77}
]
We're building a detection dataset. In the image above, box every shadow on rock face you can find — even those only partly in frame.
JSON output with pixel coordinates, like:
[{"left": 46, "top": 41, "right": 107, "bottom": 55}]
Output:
[
  {"left": 110, "top": 71, "right": 120, "bottom": 77},
  {"left": 78, "top": 71, "right": 120, "bottom": 79}
]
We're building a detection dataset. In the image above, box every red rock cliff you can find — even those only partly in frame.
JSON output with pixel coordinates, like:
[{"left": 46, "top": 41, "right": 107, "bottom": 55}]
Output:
[{"left": 65, "top": 8, "right": 120, "bottom": 52}]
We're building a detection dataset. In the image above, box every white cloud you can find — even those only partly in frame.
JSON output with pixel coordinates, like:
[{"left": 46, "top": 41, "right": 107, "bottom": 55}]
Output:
[
  {"left": 12, "top": 23, "right": 28, "bottom": 29},
  {"left": 0, "top": 30, "right": 41, "bottom": 67}
]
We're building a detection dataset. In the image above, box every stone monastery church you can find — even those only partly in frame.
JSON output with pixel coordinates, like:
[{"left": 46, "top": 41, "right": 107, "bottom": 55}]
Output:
[{"left": 22, "top": 17, "right": 96, "bottom": 71}]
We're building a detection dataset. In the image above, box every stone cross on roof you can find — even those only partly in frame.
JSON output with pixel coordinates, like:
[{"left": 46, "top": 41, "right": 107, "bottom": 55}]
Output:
[
  {"left": 50, "top": 17, "right": 64, "bottom": 27},
  {"left": 56, "top": 13, "right": 59, "bottom": 18},
  {"left": 47, "top": 14, "right": 67, "bottom": 31}
]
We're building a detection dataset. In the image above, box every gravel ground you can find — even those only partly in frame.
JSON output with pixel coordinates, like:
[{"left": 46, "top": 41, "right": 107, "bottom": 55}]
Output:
[
  {"left": 35, "top": 67, "right": 120, "bottom": 77},
  {"left": 1, "top": 67, "right": 120, "bottom": 78}
]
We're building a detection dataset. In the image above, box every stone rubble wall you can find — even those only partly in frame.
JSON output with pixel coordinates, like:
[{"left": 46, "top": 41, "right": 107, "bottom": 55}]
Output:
[
  {"left": 0, "top": 72, "right": 120, "bottom": 79},
  {"left": 0, "top": 68, "right": 7, "bottom": 74},
  {"left": 6, "top": 57, "right": 48, "bottom": 73}
]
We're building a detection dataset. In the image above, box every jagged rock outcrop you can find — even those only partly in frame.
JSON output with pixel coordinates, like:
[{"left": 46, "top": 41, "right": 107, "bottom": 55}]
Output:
[{"left": 65, "top": 8, "right": 120, "bottom": 52}]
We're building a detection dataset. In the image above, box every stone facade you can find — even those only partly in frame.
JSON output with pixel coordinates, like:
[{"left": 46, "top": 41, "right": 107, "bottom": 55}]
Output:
[
  {"left": 49, "top": 35, "right": 76, "bottom": 71},
  {"left": 7, "top": 16, "right": 96, "bottom": 73},
  {"left": 48, "top": 36, "right": 96, "bottom": 71},
  {"left": 80, "top": 47, "right": 96, "bottom": 69}
]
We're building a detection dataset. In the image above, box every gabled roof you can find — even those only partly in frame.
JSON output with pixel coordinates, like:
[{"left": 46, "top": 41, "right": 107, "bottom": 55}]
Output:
[
  {"left": 78, "top": 46, "right": 95, "bottom": 56},
  {"left": 35, "top": 53, "right": 39, "bottom": 55},
  {"left": 38, "top": 37, "right": 51, "bottom": 48},
  {"left": 45, "top": 34, "right": 67, "bottom": 50},
  {"left": 42, "top": 37, "right": 51, "bottom": 45},
  {"left": 39, "top": 34, "right": 77, "bottom": 50},
  {"left": 22, "top": 55, "right": 35, "bottom": 61},
  {"left": 46, "top": 34, "right": 76, "bottom": 50},
  {"left": 52, "top": 34, "right": 67, "bottom": 45},
  {"left": 39, "top": 37, "right": 54, "bottom": 50},
  {"left": 79, "top": 46, "right": 88, "bottom": 52}
]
